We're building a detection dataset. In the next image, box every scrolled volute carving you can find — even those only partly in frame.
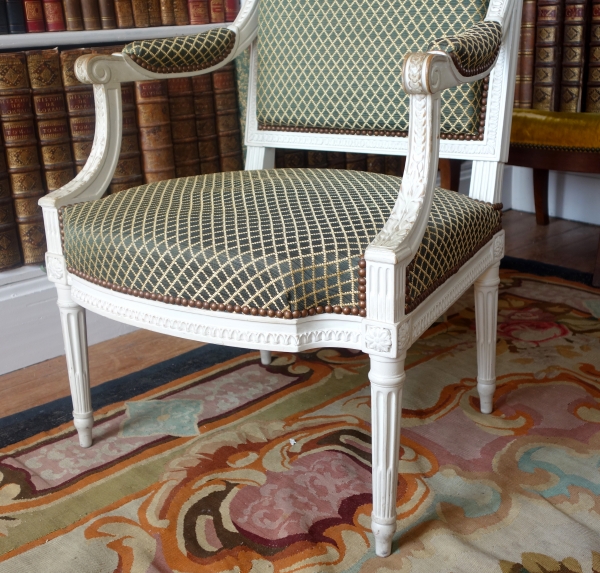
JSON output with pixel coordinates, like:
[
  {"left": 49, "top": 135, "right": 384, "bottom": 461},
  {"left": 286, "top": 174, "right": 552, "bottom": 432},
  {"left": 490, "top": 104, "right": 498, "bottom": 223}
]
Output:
[{"left": 75, "top": 54, "right": 120, "bottom": 85}]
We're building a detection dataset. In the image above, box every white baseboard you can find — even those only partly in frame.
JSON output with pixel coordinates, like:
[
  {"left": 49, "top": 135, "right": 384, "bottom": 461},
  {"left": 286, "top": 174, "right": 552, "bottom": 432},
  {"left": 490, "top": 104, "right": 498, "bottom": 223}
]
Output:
[{"left": 0, "top": 266, "right": 136, "bottom": 376}]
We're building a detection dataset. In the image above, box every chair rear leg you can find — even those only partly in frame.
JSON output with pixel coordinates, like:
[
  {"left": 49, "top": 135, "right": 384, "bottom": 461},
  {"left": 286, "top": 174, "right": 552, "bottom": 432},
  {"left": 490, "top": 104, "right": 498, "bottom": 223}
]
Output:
[
  {"left": 260, "top": 350, "right": 272, "bottom": 365},
  {"left": 369, "top": 353, "right": 406, "bottom": 557},
  {"left": 474, "top": 262, "right": 500, "bottom": 414},
  {"left": 56, "top": 284, "right": 93, "bottom": 447}
]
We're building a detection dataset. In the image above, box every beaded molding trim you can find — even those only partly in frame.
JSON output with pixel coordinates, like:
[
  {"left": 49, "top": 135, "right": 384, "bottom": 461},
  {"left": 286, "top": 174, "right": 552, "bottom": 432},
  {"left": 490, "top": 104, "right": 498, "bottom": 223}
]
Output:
[{"left": 59, "top": 207, "right": 367, "bottom": 320}]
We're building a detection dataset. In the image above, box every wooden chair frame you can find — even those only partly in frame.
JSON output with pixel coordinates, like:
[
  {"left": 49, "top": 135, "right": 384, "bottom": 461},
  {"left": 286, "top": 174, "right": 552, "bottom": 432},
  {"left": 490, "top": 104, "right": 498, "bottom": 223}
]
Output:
[{"left": 39, "top": 0, "right": 521, "bottom": 556}]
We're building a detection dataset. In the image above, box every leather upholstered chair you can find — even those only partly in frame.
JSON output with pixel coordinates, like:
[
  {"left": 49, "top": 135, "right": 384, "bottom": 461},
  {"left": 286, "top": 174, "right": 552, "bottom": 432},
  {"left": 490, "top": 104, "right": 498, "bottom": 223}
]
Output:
[{"left": 40, "top": 0, "right": 520, "bottom": 557}]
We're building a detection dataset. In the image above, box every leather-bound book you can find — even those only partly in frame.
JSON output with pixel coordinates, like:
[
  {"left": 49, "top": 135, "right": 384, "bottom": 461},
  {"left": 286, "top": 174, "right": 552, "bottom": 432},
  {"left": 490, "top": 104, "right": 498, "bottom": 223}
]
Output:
[
  {"left": 98, "top": 0, "right": 116, "bottom": 28},
  {"left": 26, "top": 49, "right": 75, "bottom": 192},
  {"left": 188, "top": 0, "right": 208, "bottom": 24},
  {"left": 81, "top": 0, "right": 101, "bottom": 29},
  {"left": 167, "top": 78, "right": 200, "bottom": 177},
  {"left": 192, "top": 74, "right": 220, "bottom": 174},
  {"left": 519, "top": 0, "right": 537, "bottom": 108},
  {"left": 585, "top": 0, "right": 600, "bottom": 111},
  {"left": 148, "top": 0, "right": 161, "bottom": 25},
  {"left": 61, "top": 48, "right": 94, "bottom": 173},
  {"left": 224, "top": 0, "right": 238, "bottom": 21},
  {"left": 23, "top": 0, "right": 45, "bottom": 32},
  {"left": 384, "top": 155, "right": 405, "bottom": 177},
  {"left": 532, "top": 0, "right": 565, "bottom": 110},
  {"left": 327, "top": 152, "right": 346, "bottom": 170},
  {"left": 366, "top": 154, "right": 385, "bottom": 173},
  {"left": 560, "top": 0, "right": 590, "bottom": 111},
  {"left": 0, "top": 138, "right": 22, "bottom": 270},
  {"left": 0, "top": 1, "right": 9, "bottom": 34},
  {"left": 173, "top": 0, "right": 188, "bottom": 24},
  {"left": 63, "top": 0, "right": 83, "bottom": 30},
  {"left": 209, "top": 0, "right": 224, "bottom": 23},
  {"left": 307, "top": 151, "right": 328, "bottom": 168},
  {"left": 6, "top": 0, "right": 26, "bottom": 32},
  {"left": 114, "top": 0, "right": 133, "bottom": 27},
  {"left": 346, "top": 153, "right": 367, "bottom": 171},
  {"left": 131, "top": 0, "right": 148, "bottom": 26},
  {"left": 0, "top": 52, "right": 46, "bottom": 265},
  {"left": 42, "top": 0, "right": 66, "bottom": 30},
  {"left": 212, "top": 64, "right": 243, "bottom": 172},
  {"left": 135, "top": 80, "right": 176, "bottom": 183},
  {"left": 159, "top": 0, "right": 175, "bottom": 24},
  {"left": 275, "top": 149, "right": 306, "bottom": 168}
]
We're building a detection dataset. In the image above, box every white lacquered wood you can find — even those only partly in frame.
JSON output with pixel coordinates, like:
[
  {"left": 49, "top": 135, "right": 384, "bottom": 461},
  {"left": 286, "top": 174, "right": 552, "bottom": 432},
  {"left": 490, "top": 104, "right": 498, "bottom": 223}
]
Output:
[
  {"left": 260, "top": 350, "right": 272, "bottom": 365},
  {"left": 245, "top": 146, "right": 275, "bottom": 170}
]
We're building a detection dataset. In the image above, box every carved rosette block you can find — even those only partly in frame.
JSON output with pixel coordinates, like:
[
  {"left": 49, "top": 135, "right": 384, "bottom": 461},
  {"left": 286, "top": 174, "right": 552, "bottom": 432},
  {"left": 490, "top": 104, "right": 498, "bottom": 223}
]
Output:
[{"left": 45, "top": 252, "right": 67, "bottom": 284}]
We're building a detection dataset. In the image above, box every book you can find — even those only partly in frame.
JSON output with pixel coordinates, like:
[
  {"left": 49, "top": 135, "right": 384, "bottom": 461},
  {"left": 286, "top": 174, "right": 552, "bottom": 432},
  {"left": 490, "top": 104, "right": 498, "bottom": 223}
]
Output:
[
  {"left": 224, "top": 0, "right": 238, "bottom": 21},
  {"left": 42, "top": 0, "right": 66, "bottom": 30},
  {"left": 366, "top": 154, "right": 385, "bottom": 173},
  {"left": 167, "top": 77, "right": 200, "bottom": 177},
  {"left": 63, "top": 0, "right": 84, "bottom": 30},
  {"left": 0, "top": 137, "right": 22, "bottom": 270},
  {"left": 26, "top": 49, "right": 75, "bottom": 192},
  {"left": 23, "top": 0, "right": 45, "bottom": 32},
  {"left": 212, "top": 63, "right": 243, "bottom": 172},
  {"left": 98, "top": 0, "right": 116, "bottom": 28},
  {"left": 585, "top": 0, "right": 600, "bottom": 111},
  {"left": 131, "top": 0, "right": 148, "bottom": 26},
  {"left": 532, "top": 0, "right": 565, "bottom": 111},
  {"left": 346, "top": 153, "right": 367, "bottom": 171},
  {"left": 135, "top": 80, "right": 176, "bottom": 183},
  {"left": 519, "top": 0, "right": 538, "bottom": 108},
  {"left": 327, "top": 152, "right": 346, "bottom": 170},
  {"left": 148, "top": 0, "right": 161, "bottom": 26},
  {"left": 0, "top": 52, "right": 47, "bottom": 265},
  {"left": 114, "top": 0, "right": 133, "bottom": 27},
  {"left": 172, "top": 0, "right": 188, "bottom": 25},
  {"left": 159, "top": 0, "right": 175, "bottom": 25},
  {"left": 384, "top": 155, "right": 405, "bottom": 177},
  {"left": 81, "top": 0, "right": 101, "bottom": 29},
  {"left": 61, "top": 48, "right": 94, "bottom": 173},
  {"left": 209, "top": 0, "right": 224, "bottom": 23},
  {"left": 306, "top": 151, "right": 327, "bottom": 168},
  {"left": 275, "top": 149, "right": 306, "bottom": 168},
  {"left": 0, "top": 1, "right": 9, "bottom": 34},
  {"left": 192, "top": 74, "right": 220, "bottom": 174},
  {"left": 559, "top": 0, "right": 590, "bottom": 111},
  {"left": 188, "top": 0, "right": 209, "bottom": 24},
  {"left": 6, "top": 0, "right": 27, "bottom": 32}
]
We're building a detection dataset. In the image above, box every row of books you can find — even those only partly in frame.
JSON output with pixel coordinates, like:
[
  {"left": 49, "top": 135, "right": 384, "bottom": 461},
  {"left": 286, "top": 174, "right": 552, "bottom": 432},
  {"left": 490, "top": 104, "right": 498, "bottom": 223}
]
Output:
[
  {"left": 0, "top": 46, "right": 245, "bottom": 271},
  {"left": 514, "top": 0, "right": 600, "bottom": 112},
  {"left": 0, "top": 0, "right": 238, "bottom": 34}
]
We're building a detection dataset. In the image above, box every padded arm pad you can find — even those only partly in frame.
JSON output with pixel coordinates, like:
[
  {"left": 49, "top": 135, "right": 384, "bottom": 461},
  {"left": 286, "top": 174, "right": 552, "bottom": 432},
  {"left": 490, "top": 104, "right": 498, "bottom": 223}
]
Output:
[
  {"left": 428, "top": 20, "right": 502, "bottom": 77},
  {"left": 122, "top": 27, "right": 236, "bottom": 74}
]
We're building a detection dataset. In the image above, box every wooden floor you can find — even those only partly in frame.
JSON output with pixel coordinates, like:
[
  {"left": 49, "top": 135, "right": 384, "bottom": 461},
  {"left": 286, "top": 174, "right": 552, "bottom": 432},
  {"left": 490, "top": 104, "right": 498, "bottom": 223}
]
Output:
[{"left": 0, "top": 209, "right": 598, "bottom": 419}]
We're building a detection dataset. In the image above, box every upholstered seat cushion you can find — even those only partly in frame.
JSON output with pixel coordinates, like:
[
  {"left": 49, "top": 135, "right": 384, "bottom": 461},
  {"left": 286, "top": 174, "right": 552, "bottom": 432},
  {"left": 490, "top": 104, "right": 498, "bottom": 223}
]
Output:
[{"left": 60, "top": 169, "right": 501, "bottom": 317}]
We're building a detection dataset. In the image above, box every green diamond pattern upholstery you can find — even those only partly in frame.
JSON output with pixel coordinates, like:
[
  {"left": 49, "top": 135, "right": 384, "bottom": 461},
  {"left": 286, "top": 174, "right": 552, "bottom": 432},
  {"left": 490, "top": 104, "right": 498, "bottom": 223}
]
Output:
[
  {"left": 256, "top": 0, "right": 490, "bottom": 136},
  {"left": 61, "top": 169, "right": 501, "bottom": 315},
  {"left": 428, "top": 20, "right": 502, "bottom": 76},
  {"left": 122, "top": 28, "right": 236, "bottom": 73}
]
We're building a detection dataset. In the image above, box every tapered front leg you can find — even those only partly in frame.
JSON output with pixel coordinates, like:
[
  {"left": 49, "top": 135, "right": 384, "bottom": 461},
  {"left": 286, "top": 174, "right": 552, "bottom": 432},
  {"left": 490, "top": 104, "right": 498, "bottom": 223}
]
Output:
[
  {"left": 56, "top": 284, "right": 93, "bottom": 447},
  {"left": 369, "top": 353, "right": 406, "bottom": 557},
  {"left": 474, "top": 262, "right": 500, "bottom": 414}
]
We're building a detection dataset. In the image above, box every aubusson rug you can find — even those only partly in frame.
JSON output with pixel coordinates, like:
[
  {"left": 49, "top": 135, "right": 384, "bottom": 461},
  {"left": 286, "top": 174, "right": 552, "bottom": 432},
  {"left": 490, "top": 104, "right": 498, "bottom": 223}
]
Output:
[{"left": 1, "top": 268, "right": 600, "bottom": 573}]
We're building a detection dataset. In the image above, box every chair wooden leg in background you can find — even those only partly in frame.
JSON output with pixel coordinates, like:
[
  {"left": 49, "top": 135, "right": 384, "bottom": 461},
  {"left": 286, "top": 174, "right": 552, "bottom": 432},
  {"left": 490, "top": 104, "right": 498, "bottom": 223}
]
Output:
[
  {"left": 474, "top": 263, "right": 500, "bottom": 414},
  {"left": 533, "top": 168, "right": 550, "bottom": 226},
  {"left": 56, "top": 284, "right": 93, "bottom": 447},
  {"left": 369, "top": 353, "right": 406, "bottom": 557}
]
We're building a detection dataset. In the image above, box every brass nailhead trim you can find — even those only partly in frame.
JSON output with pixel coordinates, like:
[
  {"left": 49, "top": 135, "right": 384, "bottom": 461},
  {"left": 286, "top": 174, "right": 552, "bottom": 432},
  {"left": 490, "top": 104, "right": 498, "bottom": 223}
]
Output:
[{"left": 448, "top": 47, "right": 500, "bottom": 78}]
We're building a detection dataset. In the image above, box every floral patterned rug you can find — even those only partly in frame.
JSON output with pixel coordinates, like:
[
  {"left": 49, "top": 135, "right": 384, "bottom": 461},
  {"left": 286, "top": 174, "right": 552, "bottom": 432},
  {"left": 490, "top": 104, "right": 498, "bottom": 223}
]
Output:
[{"left": 1, "top": 269, "right": 600, "bottom": 572}]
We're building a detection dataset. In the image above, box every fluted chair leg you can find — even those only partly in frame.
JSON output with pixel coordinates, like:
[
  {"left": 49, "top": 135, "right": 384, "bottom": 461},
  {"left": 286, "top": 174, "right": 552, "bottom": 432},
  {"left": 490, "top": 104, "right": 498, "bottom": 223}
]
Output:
[
  {"left": 369, "top": 353, "right": 406, "bottom": 557},
  {"left": 56, "top": 284, "right": 93, "bottom": 447},
  {"left": 474, "top": 262, "right": 500, "bottom": 414},
  {"left": 260, "top": 350, "right": 272, "bottom": 365}
]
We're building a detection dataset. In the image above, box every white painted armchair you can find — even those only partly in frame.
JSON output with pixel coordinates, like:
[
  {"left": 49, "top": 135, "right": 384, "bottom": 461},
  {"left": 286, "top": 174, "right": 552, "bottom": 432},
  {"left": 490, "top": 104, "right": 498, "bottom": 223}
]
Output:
[{"left": 39, "top": 0, "right": 521, "bottom": 557}]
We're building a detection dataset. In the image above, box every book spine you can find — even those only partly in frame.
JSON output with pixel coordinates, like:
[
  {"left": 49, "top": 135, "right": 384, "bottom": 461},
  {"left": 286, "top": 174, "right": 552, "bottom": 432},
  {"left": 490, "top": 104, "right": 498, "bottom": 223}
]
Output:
[
  {"left": 306, "top": 151, "right": 327, "bottom": 168},
  {"left": 514, "top": 28, "right": 524, "bottom": 108},
  {"left": 188, "top": 0, "right": 208, "bottom": 24},
  {"left": 26, "top": 49, "right": 75, "bottom": 192},
  {"left": 0, "top": 138, "right": 23, "bottom": 270},
  {"left": 147, "top": 0, "right": 161, "bottom": 25},
  {"left": 192, "top": 73, "right": 220, "bottom": 174},
  {"left": 275, "top": 148, "right": 306, "bottom": 168},
  {"left": 42, "top": 0, "right": 66, "bottom": 30},
  {"left": 0, "top": 1, "right": 9, "bottom": 34},
  {"left": 98, "top": 0, "right": 116, "bottom": 28},
  {"left": 559, "top": 0, "right": 589, "bottom": 111},
  {"left": 366, "top": 154, "right": 385, "bottom": 173},
  {"left": 63, "top": 0, "right": 83, "bottom": 29},
  {"left": 6, "top": 0, "right": 26, "bottom": 32},
  {"left": 585, "top": 0, "right": 600, "bottom": 111},
  {"left": 532, "top": 0, "right": 565, "bottom": 111},
  {"left": 114, "top": 0, "right": 133, "bottom": 27},
  {"left": 212, "top": 63, "right": 243, "bottom": 172},
  {"left": 80, "top": 0, "right": 101, "bottom": 29},
  {"left": 209, "top": 0, "right": 224, "bottom": 23},
  {"left": 384, "top": 155, "right": 405, "bottom": 177},
  {"left": 0, "top": 52, "right": 46, "bottom": 265},
  {"left": 346, "top": 153, "right": 367, "bottom": 171},
  {"left": 224, "top": 0, "right": 238, "bottom": 21},
  {"left": 135, "top": 80, "right": 176, "bottom": 183},
  {"left": 159, "top": 0, "right": 174, "bottom": 24},
  {"left": 520, "top": 0, "right": 537, "bottom": 107},
  {"left": 130, "top": 0, "right": 148, "bottom": 26},
  {"left": 109, "top": 82, "right": 143, "bottom": 193},
  {"left": 326, "top": 152, "right": 346, "bottom": 170},
  {"left": 167, "top": 77, "right": 200, "bottom": 177},
  {"left": 23, "top": 0, "right": 45, "bottom": 32},
  {"left": 172, "top": 0, "right": 188, "bottom": 24}
]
